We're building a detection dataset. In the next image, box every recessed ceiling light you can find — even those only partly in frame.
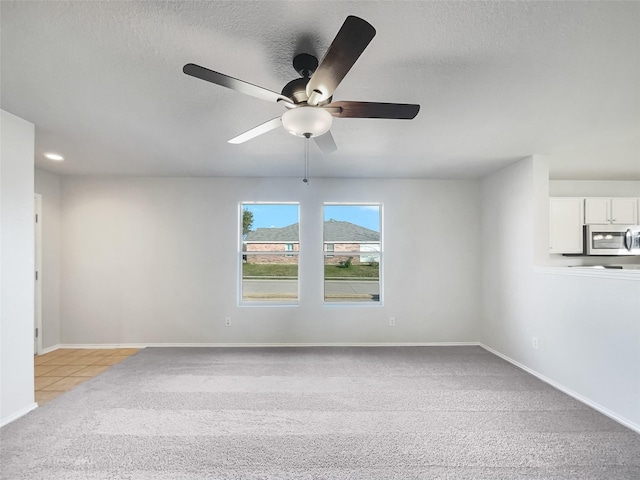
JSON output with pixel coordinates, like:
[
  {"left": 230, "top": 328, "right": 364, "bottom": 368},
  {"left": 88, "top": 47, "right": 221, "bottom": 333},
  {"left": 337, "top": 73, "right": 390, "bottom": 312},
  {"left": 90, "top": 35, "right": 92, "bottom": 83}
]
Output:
[{"left": 44, "top": 153, "right": 64, "bottom": 161}]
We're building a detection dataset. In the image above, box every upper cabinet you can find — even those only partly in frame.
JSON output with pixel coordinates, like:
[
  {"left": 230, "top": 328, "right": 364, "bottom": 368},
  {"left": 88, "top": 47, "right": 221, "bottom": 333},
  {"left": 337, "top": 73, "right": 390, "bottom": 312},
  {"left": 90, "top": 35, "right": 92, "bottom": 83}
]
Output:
[
  {"left": 549, "top": 197, "right": 584, "bottom": 253},
  {"left": 610, "top": 198, "right": 639, "bottom": 224},
  {"left": 584, "top": 197, "right": 638, "bottom": 225},
  {"left": 583, "top": 198, "right": 609, "bottom": 224}
]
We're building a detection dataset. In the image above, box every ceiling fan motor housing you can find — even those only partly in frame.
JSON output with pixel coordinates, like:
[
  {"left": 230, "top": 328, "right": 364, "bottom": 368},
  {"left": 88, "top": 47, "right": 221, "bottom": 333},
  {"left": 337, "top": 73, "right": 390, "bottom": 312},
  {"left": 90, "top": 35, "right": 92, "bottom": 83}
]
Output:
[
  {"left": 281, "top": 77, "right": 310, "bottom": 104},
  {"left": 282, "top": 54, "right": 322, "bottom": 105}
]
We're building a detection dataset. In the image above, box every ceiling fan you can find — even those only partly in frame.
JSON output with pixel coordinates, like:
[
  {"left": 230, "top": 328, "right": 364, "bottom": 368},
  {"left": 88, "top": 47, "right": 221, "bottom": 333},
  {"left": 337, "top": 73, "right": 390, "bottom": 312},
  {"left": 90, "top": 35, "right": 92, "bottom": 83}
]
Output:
[{"left": 183, "top": 15, "right": 420, "bottom": 154}]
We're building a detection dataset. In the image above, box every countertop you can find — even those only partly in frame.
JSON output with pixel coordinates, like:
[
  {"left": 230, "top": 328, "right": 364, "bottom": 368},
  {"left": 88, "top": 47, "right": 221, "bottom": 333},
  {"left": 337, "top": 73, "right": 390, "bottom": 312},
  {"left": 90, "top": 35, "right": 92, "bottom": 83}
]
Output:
[
  {"left": 535, "top": 265, "right": 640, "bottom": 280},
  {"left": 568, "top": 264, "right": 640, "bottom": 270}
]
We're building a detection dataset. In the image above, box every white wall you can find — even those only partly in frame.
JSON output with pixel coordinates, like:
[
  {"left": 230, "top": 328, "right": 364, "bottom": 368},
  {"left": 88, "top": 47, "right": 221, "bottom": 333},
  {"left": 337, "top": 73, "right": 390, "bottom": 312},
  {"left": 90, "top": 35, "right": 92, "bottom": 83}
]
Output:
[
  {"left": 1, "top": 110, "right": 36, "bottom": 426},
  {"left": 481, "top": 155, "right": 640, "bottom": 431},
  {"left": 550, "top": 180, "right": 640, "bottom": 197},
  {"left": 480, "top": 155, "right": 543, "bottom": 351},
  {"left": 549, "top": 128, "right": 640, "bottom": 181},
  {"left": 60, "top": 177, "right": 481, "bottom": 345},
  {"left": 35, "top": 169, "right": 61, "bottom": 349},
  {"left": 533, "top": 270, "right": 640, "bottom": 428}
]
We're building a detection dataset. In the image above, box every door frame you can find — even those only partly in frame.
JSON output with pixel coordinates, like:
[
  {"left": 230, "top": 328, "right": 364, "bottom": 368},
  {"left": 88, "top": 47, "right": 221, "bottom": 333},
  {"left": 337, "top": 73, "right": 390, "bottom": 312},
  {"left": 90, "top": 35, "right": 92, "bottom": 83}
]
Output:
[{"left": 34, "top": 193, "right": 42, "bottom": 355}]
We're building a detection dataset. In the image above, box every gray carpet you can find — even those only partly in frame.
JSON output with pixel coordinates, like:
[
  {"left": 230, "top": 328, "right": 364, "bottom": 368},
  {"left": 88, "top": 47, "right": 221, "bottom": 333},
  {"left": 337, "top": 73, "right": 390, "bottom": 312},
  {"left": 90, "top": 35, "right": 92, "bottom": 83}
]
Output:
[{"left": 2, "top": 346, "right": 639, "bottom": 479}]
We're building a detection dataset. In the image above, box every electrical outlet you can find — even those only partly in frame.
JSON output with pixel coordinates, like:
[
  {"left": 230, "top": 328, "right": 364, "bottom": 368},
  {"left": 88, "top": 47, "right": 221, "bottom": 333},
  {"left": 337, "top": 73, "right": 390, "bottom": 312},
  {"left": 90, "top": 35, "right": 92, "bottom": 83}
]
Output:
[
  {"left": 389, "top": 317, "right": 396, "bottom": 327},
  {"left": 532, "top": 337, "right": 539, "bottom": 349},
  {"left": 225, "top": 317, "right": 231, "bottom": 327}
]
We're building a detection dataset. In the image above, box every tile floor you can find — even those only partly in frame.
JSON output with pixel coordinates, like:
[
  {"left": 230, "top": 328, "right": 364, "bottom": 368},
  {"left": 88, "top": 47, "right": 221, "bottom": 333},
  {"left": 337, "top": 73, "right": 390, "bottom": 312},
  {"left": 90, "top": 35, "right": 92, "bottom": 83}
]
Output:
[{"left": 34, "top": 348, "right": 139, "bottom": 405}]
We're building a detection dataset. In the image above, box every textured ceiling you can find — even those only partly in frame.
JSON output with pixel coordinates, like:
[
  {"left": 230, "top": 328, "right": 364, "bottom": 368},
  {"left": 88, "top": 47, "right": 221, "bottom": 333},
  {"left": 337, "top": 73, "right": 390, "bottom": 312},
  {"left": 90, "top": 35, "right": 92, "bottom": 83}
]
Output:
[{"left": 2, "top": 1, "right": 639, "bottom": 179}]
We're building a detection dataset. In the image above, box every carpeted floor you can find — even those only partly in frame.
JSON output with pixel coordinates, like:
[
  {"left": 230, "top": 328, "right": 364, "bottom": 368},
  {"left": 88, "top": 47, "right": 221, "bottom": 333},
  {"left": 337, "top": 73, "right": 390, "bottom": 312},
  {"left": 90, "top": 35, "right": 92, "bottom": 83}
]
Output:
[{"left": 1, "top": 346, "right": 639, "bottom": 479}]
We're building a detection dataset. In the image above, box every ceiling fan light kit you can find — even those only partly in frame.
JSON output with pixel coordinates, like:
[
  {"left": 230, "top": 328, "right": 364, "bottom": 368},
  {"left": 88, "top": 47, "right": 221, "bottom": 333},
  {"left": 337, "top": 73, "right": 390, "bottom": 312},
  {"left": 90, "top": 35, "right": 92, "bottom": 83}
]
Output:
[
  {"left": 282, "top": 107, "right": 333, "bottom": 138},
  {"left": 183, "top": 15, "right": 420, "bottom": 155}
]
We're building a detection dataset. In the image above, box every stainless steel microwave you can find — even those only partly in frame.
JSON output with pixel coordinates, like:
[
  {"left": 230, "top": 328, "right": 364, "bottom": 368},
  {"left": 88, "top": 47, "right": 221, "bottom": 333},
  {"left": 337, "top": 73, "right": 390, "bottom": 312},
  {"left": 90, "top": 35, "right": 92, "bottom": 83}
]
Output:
[{"left": 584, "top": 224, "right": 640, "bottom": 255}]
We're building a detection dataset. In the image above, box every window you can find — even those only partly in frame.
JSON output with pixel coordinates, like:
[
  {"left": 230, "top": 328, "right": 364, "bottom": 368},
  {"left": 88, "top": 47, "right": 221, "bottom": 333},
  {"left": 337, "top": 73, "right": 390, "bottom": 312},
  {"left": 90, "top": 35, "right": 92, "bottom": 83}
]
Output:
[
  {"left": 325, "top": 243, "right": 334, "bottom": 257},
  {"left": 323, "top": 204, "right": 382, "bottom": 304},
  {"left": 241, "top": 203, "right": 299, "bottom": 304}
]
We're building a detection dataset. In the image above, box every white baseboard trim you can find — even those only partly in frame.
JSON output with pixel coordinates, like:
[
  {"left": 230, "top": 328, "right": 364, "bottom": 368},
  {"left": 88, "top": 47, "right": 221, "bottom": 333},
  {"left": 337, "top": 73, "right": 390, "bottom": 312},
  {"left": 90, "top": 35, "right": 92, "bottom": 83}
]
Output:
[
  {"left": 479, "top": 343, "right": 640, "bottom": 435},
  {"left": 40, "top": 344, "right": 61, "bottom": 355},
  {"left": 56, "top": 344, "right": 140, "bottom": 349},
  {"left": 58, "top": 342, "right": 480, "bottom": 349},
  {"left": 1, "top": 402, "right": 38, "bottom": 428}
]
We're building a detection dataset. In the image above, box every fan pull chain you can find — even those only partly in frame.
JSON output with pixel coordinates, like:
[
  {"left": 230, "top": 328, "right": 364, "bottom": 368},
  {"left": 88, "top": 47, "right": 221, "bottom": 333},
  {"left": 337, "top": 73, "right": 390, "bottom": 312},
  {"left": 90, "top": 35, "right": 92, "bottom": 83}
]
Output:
[{"left": 303, "top": 134, "right": 310, "bottom": 184}]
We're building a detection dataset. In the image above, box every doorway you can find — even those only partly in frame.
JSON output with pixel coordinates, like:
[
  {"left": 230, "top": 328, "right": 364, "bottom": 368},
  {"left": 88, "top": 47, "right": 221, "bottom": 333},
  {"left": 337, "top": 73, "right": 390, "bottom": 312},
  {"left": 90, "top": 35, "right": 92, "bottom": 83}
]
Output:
[{"left": 34, "top": 193, "right": 42, "bottom": 355}]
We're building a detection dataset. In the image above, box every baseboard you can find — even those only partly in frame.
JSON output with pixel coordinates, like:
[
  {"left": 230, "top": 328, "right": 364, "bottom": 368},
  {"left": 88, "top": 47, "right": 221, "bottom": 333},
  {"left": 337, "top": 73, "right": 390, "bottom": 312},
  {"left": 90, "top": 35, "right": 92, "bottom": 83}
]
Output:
[
  {"left": 58, "top": 342, "right": 480, "bottom": 348},
  {"left": 40, "top": 344, "right": 61, "bottom": 355},
  {"left": 479, "top": 343, "right": 640, "bottom": 435},
  {"left": 56, "top": 344, "right": 141, "bottom": 349},
  {"left": 1, "top": 402, "right": 38, "bottom": 428}
]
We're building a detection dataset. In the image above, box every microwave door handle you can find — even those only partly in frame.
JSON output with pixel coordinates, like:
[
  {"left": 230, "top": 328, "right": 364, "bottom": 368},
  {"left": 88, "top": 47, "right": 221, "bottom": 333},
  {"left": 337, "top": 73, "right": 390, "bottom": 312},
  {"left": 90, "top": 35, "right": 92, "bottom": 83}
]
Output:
[{"left": 624, "top": 229, "right": 632, "bottom": 251}]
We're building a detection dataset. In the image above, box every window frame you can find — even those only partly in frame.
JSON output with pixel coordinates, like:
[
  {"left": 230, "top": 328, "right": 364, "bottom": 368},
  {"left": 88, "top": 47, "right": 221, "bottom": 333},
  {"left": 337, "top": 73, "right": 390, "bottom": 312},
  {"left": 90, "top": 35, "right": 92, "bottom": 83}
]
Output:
[
  {"left": 322, "top": 203, "right": 383, "bottom": 307},
  {"left": 239, "top": 202, "right": 300, "bottom": 307}
]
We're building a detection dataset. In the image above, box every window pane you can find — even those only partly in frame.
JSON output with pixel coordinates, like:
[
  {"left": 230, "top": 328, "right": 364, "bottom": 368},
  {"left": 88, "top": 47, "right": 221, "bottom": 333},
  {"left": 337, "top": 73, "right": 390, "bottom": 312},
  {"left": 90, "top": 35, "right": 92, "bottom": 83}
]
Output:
[
  {"left": 242, "top": 254, "right": 298, "bottom": 303},
  {"left": 323, "top": 205, "right": 381, "bottom": 303},
  {"left": 242, "top": 203, "right": 299, "bottom": 304},
  {"left": 324, "top": 256, "right": 379, "bottom": 302}
]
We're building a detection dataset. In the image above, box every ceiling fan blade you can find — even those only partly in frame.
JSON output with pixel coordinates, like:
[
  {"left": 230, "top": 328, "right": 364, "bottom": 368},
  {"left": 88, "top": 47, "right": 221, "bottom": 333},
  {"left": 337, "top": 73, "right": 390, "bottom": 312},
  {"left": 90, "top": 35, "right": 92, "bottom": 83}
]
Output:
[
  {"left": 306, "top": 16, "right": 376, "bottom": 106},
  {"left": 228, "top": 117, "right": 282, "bottom": 144},
  {"left": 325, "top": 101, "right": 420, "bottom": 119},
  {"left": 183, "top": 63, "right": 293, "bottom": 106},
  {"left": 313, "top": 131, "right": 338, "bottom": 154}
]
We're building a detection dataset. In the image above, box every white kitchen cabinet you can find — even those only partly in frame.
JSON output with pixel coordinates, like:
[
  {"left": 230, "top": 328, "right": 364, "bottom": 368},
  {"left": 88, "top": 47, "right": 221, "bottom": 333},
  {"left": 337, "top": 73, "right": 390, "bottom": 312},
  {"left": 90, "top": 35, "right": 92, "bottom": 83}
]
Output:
[
  {"left": 549, "top": 197, "right": 584, "bottom": 254},
  {"left": 610, "top": 198, "right": 638, "bottom": 224},
  {"left": 584, "top": 197, "right": 638, "bottom": 225},
  {"left": 584, "top": 198, "right": 609, "bottom": 224}
]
